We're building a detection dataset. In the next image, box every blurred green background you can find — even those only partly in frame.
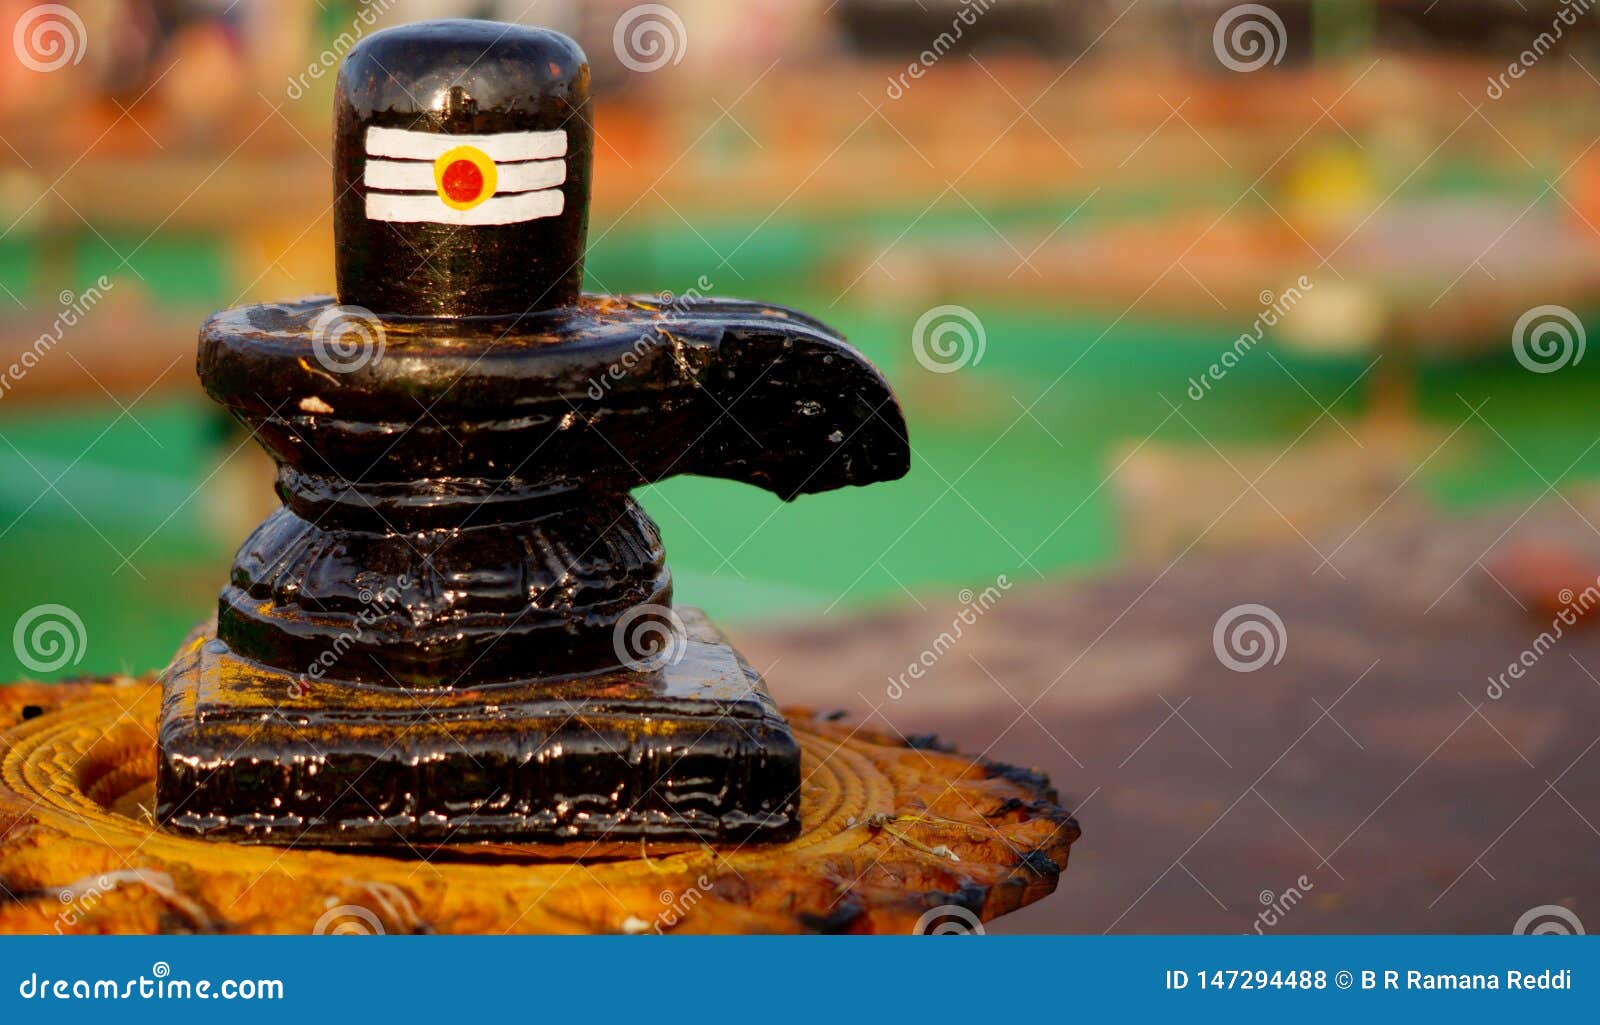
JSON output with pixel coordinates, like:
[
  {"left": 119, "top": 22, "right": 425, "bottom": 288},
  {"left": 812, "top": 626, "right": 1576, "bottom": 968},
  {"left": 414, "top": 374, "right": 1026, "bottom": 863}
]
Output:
[
  {"left": 7, "top": 222, "right": 1598, "bottom": 680},
  {"left": 6, "top": 0, "right": 1600, "bottom": 679}
]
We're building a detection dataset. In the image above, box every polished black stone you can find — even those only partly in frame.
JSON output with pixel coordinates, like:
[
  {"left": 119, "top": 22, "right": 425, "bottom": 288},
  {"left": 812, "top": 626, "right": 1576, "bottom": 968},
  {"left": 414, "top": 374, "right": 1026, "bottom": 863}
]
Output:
[
  {"left": 157, "top": 19, "right": 908, "bottom": 847},
  {"left": 334, "top": 19, "right": 592, "bottom": 317},
  {"left": 158, "top": 613, "right": 801, "bottom": 846},
  {"left": 198, "top": 294, "right": 908, "bottom": 690}
]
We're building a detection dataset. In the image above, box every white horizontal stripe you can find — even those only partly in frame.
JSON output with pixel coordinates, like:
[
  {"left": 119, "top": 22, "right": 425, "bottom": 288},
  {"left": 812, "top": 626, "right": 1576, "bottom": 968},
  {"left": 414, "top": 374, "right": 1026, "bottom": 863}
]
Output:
[
  {"left": 365, "top": 188, "right": 565, "bottom": 226},
  {"left": 365, "top": 126, "right": 567, "bottom": 162},
  {"left": 364, "top": 157, "right": 566, "bottom": 194}
]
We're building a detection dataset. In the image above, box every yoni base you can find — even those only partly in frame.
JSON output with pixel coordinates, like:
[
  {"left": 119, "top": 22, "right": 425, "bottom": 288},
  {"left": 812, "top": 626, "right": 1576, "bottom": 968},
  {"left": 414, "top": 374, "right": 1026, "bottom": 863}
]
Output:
[{"left": 155, "top": 610, "right": 801, "bottom": 847}]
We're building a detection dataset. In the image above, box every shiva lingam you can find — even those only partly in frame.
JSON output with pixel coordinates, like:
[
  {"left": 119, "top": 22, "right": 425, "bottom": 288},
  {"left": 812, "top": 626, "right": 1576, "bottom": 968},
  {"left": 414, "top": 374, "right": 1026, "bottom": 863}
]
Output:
[{"left": 155, "top": 19, "right": 909, "bottom": 847}]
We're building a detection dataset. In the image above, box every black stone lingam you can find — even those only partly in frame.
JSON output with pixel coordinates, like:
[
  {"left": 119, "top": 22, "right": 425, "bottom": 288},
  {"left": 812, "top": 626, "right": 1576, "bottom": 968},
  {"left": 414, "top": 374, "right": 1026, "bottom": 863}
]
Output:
[{"left": 155, "top": 19, "right": 909, "bottom": 847}]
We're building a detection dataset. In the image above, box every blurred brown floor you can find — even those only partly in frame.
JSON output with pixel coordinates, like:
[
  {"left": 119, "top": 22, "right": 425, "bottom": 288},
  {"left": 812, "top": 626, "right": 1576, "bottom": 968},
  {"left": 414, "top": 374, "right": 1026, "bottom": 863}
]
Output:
[{"left": 736, "top": 501, "right": 1600, "bottom": 933}]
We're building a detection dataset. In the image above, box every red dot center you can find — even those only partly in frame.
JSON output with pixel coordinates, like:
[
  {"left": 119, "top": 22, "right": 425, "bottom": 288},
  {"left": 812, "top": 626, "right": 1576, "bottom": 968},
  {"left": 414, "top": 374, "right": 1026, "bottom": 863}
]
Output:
[{"left": 441, "top": 159, "right": 485, "bottom": 203}]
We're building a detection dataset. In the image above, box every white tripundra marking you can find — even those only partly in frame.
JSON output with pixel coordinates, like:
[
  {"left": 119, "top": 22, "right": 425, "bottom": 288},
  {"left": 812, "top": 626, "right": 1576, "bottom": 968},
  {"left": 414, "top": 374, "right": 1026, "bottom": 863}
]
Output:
[
  {"left": 365, "top": 189, "right": 564, "bottom": 226},
  {"left": 364, "top": 126, "right": 567, "bottom": 162},
  {"left": 362, "top": 126, "right": 568, "bottom": 226}
]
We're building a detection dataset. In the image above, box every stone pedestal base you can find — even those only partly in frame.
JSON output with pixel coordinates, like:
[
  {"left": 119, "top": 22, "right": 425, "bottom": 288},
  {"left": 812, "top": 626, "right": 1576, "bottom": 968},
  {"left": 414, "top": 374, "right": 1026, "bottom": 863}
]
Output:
[{"left": 155, "top": 610, "right": 801, "bottom": 847}]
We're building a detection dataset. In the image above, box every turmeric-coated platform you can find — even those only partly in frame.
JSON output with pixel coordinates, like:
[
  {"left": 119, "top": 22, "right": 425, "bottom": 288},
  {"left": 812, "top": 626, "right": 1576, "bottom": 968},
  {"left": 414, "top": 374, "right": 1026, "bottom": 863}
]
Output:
[{"left": 0, "top": 678, "right": 1077, "bottom": 934}]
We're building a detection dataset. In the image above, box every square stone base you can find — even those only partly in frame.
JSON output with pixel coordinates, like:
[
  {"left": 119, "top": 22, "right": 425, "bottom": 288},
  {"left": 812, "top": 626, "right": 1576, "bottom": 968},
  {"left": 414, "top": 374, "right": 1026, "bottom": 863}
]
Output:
[{"left": 155, "top": 610, "right": 801, "bottom": 847}]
